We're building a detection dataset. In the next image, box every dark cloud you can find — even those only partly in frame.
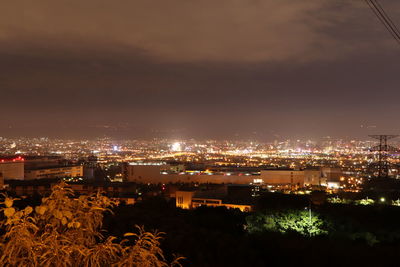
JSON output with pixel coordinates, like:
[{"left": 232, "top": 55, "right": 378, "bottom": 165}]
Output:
[
  {"left": 2, "top": 0, "right": 398, "bottom": 62},
  {"left": 1, "top": 0, "right": 400, "bottom": 139}
]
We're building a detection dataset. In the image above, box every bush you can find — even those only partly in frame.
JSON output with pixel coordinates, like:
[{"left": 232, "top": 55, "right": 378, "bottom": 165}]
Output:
[
  {"left": 0, "top": 182, "right": 183, "bottom": 266},
  {"left": 246, "top": 209, "right": 327, "bottom": 237}
]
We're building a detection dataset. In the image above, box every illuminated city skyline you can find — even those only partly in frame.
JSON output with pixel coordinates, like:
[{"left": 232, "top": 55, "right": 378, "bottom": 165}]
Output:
[{"left": 2, "top": 1, "right": 400, "bottom": 265}]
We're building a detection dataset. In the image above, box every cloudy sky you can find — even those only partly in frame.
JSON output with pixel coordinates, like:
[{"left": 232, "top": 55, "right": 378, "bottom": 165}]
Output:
[{"left": 1, "top": 0, "right": 400, "bottom": 139}]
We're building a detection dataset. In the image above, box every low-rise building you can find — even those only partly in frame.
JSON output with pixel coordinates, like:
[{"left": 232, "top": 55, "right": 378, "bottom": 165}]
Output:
[
  {"left": 175, "top": 190, "right": 253, "bottom": 212},
  {"left": 260, "top": 169, "right": 327, "bottom": 187},
  {"left": 0, "top": 157, "right": 24, "bottom": 180},
  {"left": 6, "top": 179, "right": 138, "bottom": 200},
  {"left": 24, "top": 165, "right": 83, "bottom": 180},
  {"left": 123, "top": 162, "right": 256, "bottom": 184},
  {"left": 123, "top": 162, "right": 166, "bottom": 183}
]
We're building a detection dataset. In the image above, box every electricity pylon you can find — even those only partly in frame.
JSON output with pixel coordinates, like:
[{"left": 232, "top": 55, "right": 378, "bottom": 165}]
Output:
[{"left": 369, "top": 135, "right": 398, "bottom": 178}]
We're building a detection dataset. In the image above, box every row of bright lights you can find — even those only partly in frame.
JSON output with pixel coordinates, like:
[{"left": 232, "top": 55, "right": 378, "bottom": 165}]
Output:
[{"left": 0, "top": 156, "right": 25, "bottom": 163}]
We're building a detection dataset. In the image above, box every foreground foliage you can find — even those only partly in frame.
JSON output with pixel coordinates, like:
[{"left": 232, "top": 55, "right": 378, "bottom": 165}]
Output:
[
  {"left": 0, "top": 183, "right": 182, "bottom": 266},
  {"left": 106, "top": 198, "right": 400, "bottom": 266},
  {"left": 246, "top": 209, "right": 327, "bottom": 237}
]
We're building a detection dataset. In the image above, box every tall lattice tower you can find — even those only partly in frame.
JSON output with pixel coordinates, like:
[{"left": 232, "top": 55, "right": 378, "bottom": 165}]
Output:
[{"left": 369, "top": 135, "right": 398, "bottom": 178}]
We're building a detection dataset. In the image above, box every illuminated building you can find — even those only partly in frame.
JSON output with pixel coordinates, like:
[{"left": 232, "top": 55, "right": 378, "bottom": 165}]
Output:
[
  {"left": 24, "top": 156, "right": 64, "bottom": 169},
  {"left": 176, "top": 190, "right": 195, "bottom": 209},
  {"left": 175, "top": 190, "right": 252, "bottom": 212},
  {"left": 321, "top": 167, "right": 342, "bottom": 182},
  {"left": 123, "top": 162, "right": 256, "bottom": 184},
  {"left": 0, "top": 157, "right": 25, "bottom": 180},
  {"left": 123, "top": 162, "right": 257, "bottom": 184},
  {"left": 24, "top": 165, "right": 83, "bottom": 180},
  {"left": 123, "top": 162, "right": 166, "bottom": 183},
  {"left": 260, "top": 169, "right": 326, "bottom": 187}
]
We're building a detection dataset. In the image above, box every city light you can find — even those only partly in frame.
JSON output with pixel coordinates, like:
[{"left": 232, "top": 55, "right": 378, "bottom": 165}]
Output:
[
  {"left": 2, "top": 0, "right": 400, "bottom": 264},
  {"left": 171, "top": 142, "right": 182, "bottom": 152}
]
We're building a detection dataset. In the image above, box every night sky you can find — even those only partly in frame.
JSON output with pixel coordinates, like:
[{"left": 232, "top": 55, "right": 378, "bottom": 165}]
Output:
[{"left": 1, "top": 0, "right": 400, "bottom": 140}]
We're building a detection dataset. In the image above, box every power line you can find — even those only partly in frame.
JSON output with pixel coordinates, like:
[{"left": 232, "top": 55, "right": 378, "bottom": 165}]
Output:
[
  {"left": 369, "top": 0, "right": 400, "bottom": 40},
  {"left": 365, "top": 0, "right": 400, "bottom": 45},
  {"left": 366, "top": 0, "right": 400, "bottom": 42},
  {"left": 369, "top": 135, "right": 399, "bottom": 178},
  {"left": 374, "top": 0, "right": 400, "bottom": 36}
]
